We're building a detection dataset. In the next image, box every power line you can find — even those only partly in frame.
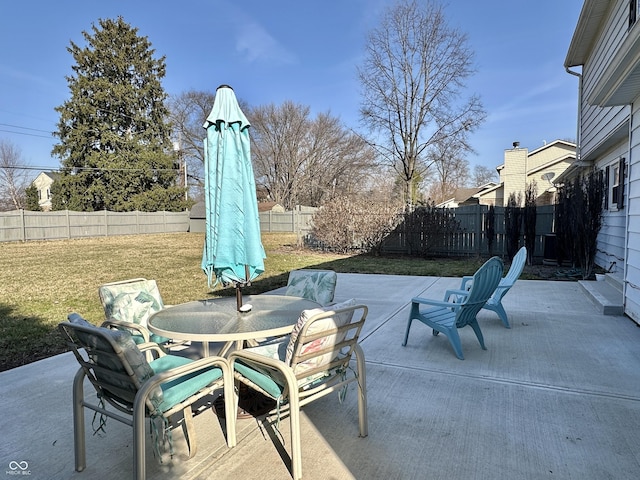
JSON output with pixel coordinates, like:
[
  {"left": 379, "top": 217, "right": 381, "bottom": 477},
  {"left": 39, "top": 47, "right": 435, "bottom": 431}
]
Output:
[
  {"left": 2, "top": 164, "right": 180, "bottom": 173},
  {"left": 0, "top": 123, "right": 53, "bottom": 134},
  {"left": 0, "top": 129, "right": 53, "bottom": 139}
]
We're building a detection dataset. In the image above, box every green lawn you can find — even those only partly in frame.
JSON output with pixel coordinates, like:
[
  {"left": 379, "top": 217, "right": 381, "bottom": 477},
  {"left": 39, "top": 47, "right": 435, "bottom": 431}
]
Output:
[{"left": 0, "top": 232, "right": 546, "bottom": 371}]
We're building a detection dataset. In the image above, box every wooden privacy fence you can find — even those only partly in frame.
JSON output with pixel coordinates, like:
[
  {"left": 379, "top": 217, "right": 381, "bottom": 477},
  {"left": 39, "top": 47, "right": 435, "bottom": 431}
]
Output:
[
  {"left": 0, "top": 210, "right": 190, "bottom": 242},
  {"left": 380, "top": 204, "right": 556, "bottom": 259}
]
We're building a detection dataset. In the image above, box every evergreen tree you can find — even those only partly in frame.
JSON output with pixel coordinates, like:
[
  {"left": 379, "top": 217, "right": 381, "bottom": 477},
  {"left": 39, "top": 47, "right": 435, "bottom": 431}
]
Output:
[
  {"left": 24, "top": 185, "right": 41, "bottom": 211},
  {"left": 51, "top": 17, "right": 186, "bottom": 212}
]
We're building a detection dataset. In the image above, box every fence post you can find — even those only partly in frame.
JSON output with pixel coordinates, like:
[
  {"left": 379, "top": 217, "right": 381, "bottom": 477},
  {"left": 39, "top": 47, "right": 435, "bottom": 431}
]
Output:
[
  {"left": 20, "top": 209, "right": 26, "bottom": 242},
  {"left": 66, "top": 210, "right": 71, "bottom": 238},
  {"left": 476, "top": 205, "right": 482, "bottom": 256}
]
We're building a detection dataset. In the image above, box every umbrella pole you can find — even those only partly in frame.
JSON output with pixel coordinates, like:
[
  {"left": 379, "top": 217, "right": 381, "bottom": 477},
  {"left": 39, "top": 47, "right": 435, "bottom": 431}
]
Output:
[
  {"left": 236, "top": 284, "right": 243, "bottom": 311},
  {"left": 236, "top": 265, "right": 251, "bottom": 311}
]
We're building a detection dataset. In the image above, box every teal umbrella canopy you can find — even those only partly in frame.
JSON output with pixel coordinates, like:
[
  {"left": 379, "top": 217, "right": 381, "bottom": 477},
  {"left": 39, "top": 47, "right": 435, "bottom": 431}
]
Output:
[{"left": 201, "top": 85, "right": 266, "bottom": 307}]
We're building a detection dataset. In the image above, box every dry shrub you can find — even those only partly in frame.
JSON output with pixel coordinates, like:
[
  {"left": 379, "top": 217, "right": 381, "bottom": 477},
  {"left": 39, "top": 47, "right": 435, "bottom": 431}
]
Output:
[{"left": 310, "top": 196, "right": 400, "bottom": 254}]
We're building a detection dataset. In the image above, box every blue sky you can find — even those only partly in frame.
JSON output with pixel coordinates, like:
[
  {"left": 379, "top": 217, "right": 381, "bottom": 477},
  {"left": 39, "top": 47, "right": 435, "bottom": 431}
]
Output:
[{"left": 1, "top": 0, "right": 584, "bottom": 177}]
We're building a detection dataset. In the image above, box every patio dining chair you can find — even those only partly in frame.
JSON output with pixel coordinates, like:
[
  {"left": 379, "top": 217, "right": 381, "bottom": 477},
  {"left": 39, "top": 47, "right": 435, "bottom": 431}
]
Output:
[
  {"left": 98, "top": 277, "right": 174, "bottom": 347},
  {"left": 58, "top": 313, "right": 236, "bottom": 480},
  {"left": 228, "top": 299, "right": 368, "bottom": 480},
  {"left": 403, "top": 256, "right": 504, "bottom": 360},
  {"left": 284, "top": 269, "right": 337, "bottom": 306},
  {"left": 459, "top": 246, "right": 527, "bottom": 328}
]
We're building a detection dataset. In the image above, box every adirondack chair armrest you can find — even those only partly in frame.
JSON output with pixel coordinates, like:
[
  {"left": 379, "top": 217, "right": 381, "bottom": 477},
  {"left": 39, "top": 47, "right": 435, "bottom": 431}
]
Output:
[
  {"left": 411, "top": 297, "right": 460, "bottom": 309},
  {"left": 444, "top": 289, "right": 470, "bottom": 303},
  {"left": 459, "top": 276, "right": 474, "bottom": 290}
]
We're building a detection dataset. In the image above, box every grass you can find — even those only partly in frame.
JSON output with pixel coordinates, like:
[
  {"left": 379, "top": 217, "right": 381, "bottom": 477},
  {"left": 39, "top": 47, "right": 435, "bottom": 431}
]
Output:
[{"left": 0, "top": 232, "right": 550, "bottom": 371}]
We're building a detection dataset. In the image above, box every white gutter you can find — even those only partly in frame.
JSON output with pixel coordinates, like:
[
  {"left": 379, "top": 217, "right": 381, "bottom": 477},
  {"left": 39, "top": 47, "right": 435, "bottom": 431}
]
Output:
[{"left": 565, "top": 66, "right": 583, "bottom": 162}]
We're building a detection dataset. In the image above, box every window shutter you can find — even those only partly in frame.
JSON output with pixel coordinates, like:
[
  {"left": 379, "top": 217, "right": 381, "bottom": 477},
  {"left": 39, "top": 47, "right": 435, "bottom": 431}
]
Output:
[
  {"left": 617, "top": 158, "right": 625, "bottom": 208},
  {"left": 604, "top": 166, "right": 609, "bottom": 210}
]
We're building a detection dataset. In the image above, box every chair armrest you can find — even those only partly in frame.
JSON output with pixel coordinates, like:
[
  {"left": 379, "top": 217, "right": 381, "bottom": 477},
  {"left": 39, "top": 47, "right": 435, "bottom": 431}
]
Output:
[
  {"left": 136, "top": 355, "right": 232, "bottom": 414},
  {"left": 444, "top": 289, "right": 470, "bottom": 302},
  {"left": 228, "top": 350, "right": 299, "bottom": 392},
  {"left": 411, "top": 297, "right": 460, "bottom": 310},
  {"left": 228, "top": 349, "right": 289, "bottom": 372},
  {"left": 137, "top": 342, "right": 166, "bottom": 359},
  {"left": 460, "top": 276, "right": 473, "bottom": 290},
  {"left": 101, "top": 318, "right": 150, "bottom": 342}
]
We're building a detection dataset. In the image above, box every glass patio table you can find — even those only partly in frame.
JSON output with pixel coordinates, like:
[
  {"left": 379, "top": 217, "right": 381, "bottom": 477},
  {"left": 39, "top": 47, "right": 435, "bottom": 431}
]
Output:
[{"left": 148, "top": 294, "right": 320, "bottom": 357}]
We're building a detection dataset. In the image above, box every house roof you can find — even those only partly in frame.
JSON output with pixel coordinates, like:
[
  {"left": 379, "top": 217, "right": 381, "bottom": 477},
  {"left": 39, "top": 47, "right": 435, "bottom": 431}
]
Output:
[
  {"left": 528, "top": 139, "right": 576, "bottom": 156},
  {"left": 566, "top": 0, "right": 640, "bottom": 107},
  {"left": 565, "top": 0, "right": 611, "bottom": 68}
]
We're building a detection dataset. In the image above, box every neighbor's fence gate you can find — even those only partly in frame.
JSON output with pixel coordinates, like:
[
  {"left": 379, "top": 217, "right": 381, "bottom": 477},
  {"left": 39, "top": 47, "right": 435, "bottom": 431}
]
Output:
[{"left": 380, "top": 204, "right": 555, "bottom": 259}]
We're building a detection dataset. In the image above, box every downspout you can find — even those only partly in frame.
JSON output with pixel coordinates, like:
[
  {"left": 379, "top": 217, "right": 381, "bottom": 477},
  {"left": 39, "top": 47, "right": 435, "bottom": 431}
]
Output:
[{"left": 565, "top": 66, "right": 583, "bottom": 162}]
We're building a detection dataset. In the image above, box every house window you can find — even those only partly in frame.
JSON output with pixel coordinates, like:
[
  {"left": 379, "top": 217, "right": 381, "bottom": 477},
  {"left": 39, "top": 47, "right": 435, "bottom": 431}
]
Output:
[
  {"left": 631, "top": 0, "right": 639, "bottom": 29},
  {"left": 610, "top": 158, "right": 626, "bottom": 210}
]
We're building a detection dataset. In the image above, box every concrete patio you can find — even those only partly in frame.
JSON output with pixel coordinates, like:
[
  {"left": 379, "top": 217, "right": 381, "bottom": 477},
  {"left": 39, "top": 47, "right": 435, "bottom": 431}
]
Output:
[{"left": 2, "top": 273, "right": 640, "bottom": 479}]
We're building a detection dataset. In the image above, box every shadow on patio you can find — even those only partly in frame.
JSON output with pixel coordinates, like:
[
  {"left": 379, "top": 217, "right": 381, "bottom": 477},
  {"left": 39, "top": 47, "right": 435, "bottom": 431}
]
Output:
[{"left": 2, "top": 274, "right": 640, "bottom": 479}]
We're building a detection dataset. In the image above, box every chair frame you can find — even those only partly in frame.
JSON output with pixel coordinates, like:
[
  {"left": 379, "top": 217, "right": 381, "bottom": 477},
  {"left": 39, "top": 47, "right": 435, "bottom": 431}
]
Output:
[
  {"left": 459, "top": 246, "right": 527, "bottom": 328},
  {"left": 229, "top": 303, "right": 368, "bottom": 480},
  {"left": 58, "top": 318, "right": 236, "bottom": 480},
  {"left": 403, "top": 257, "right": 504, "bottom": 360}
]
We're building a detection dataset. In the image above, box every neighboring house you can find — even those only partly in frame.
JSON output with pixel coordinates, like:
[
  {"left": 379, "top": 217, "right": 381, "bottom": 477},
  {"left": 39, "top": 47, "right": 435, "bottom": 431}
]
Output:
[
  {"left": 31, "top": 171, "right": 58, "bottom": 211},
  {"left": 257, "top": 201, "right": 285, "bottom": 213},
  {"left": 565, "top": 0, "right": 640, "bottom": 324},
  {"left": 437, "top": 184, "right": 496, "bottom": 208},
  {"left": 441, "top": 140, "right": 576, "bottom": 208}
]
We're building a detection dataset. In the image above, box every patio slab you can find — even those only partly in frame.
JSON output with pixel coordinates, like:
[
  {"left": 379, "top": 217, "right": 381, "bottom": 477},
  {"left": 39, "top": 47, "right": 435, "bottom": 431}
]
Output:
[{"left": 2, "top": 274, "right": 640, "bottom": 479}]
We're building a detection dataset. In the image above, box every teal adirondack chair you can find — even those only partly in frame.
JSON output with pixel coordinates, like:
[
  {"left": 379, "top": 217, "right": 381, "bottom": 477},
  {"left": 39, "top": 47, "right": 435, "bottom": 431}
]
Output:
[
  {"left": 403, "top": 256, "right": 504, "bottom": 360},
  {"left": 459, "top": 246, "right": 527, "bottom": 328}
]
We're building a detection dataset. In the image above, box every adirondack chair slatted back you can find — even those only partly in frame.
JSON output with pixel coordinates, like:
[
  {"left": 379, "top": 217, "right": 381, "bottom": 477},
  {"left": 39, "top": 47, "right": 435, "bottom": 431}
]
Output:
[
  {"left": 495, "top": 246, "right": 527, "bottom": 302},
  {"left": 456, "top": 257, "right": 504, "bottom": 328}
]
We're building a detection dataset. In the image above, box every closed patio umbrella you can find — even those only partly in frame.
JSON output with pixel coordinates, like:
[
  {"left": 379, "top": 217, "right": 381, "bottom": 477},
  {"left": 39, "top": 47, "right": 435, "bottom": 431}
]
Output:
[{"left": 201, "top": 85, "right": 266, "bottom": 311}]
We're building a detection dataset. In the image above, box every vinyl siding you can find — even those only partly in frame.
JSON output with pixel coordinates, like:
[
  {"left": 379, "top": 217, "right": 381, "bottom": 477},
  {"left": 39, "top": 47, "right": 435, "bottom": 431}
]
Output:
[
  {"left": 625, "top": 100, "right": 640, "bottom": 323},
  {"left": 580, "top": 1, "right": 630, "bottom": 160},
  {"left": 595, "top": 141, "right": 627, "bottom": 277}
]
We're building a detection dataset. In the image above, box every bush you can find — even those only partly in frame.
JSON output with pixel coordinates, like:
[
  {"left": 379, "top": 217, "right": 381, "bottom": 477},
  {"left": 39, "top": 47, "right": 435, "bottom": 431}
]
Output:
[
  {"left": 310, "top": 196, "right": 400, "bottom": 254},
  {"left": 555, "top": 170, "right": 604, "bottom": 279}
]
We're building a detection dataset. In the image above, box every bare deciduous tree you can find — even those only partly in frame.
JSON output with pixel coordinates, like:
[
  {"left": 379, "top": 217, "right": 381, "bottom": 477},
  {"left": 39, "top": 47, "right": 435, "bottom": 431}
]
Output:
[
  {"left": 358, "top": 0, "right": 485, "bottom": 208},
  {"left": 424, "top": 137, "right": 470, "bottom": 204},
  {"left": 471, "top": 164, "right": 498, "bottom": 187},
  {"left": 249, "top": 101, "right": 377, "bottom": 209},
  {"left": 0, "top": 139, "right": 31, "bottom": 211},
  {"left": 168, "top": 89, "right": 216, "bottom": 199}
]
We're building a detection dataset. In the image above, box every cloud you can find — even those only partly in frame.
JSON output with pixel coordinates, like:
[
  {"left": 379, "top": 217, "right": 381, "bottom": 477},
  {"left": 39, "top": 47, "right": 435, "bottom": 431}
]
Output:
[
  {"left": 235, "top": 21, "right": 297, "bottom": 65},
  {"left": 218, "top": 2, "right": 296, "bottom": 66}
]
